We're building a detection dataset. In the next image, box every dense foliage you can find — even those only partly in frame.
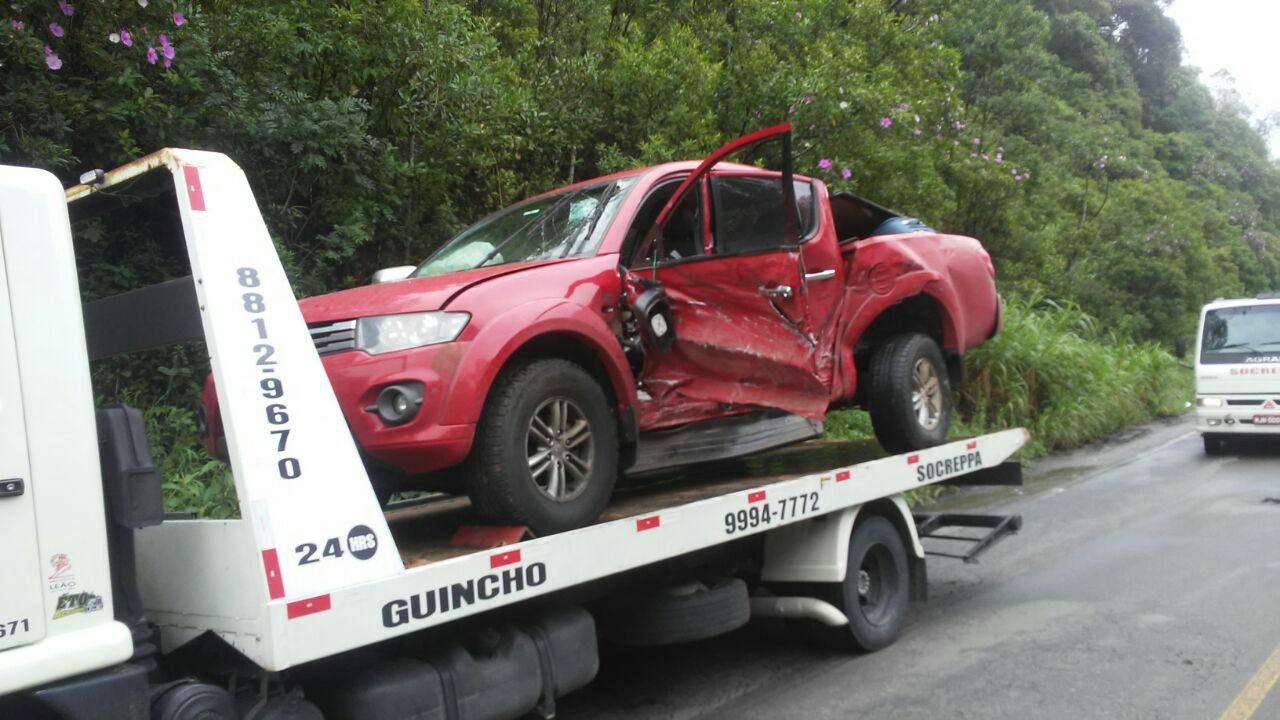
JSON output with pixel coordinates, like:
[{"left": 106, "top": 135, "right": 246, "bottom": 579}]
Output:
[
  {"left": 0, "top": 0, "right": 1265, "bottom": 511},
  {"left": 4, "top": 0, "right": 1276, "bottom": 335}
]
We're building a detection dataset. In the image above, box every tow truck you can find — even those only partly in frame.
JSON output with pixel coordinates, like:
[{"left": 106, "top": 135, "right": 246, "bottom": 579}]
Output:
[{"left": 0, "top": 149, "right": 1027, "bottom": 719}]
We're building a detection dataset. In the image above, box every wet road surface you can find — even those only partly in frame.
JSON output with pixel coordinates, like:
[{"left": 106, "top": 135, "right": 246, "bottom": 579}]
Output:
[{"left": 559, "top": 416, "right": 1280, "bottom": 719}]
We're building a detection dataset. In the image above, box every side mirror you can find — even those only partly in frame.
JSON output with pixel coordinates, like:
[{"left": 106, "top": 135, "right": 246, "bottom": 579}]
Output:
[
  {"left": 370, "top": 266, "right": 416, "bottom": 285},
  {"left": 1173, "top": 338, "right": 1187, "bottom": 360}
]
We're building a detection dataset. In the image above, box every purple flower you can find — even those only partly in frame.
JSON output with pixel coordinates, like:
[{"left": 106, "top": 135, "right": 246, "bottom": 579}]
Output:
[
  {"left": 159, "top": 34, "right": 174, "bottom": 60},
  {"left": 11, "top": 20, "right": 22, "bottom": 30},
  {"left": 973, "top": 137, "right": 981, "bottom": 145},
  {"left": 802, "top": 95, "right": 814, "bottom": 105},
  {"left": 818, "top": 158, "right": 833, "bottom": 171},
  {"left": 841, "top": 167, "right": 852, "bottom": 180},
  {"left": 172, "top": 11, "right": 185, "bottom": 26},
  {"left": 788, "top": 104, "right": 796, "bottom": 115},
  {"left": 981, "top": 153, "right": 989, "bottom": 161},
  {"left": 163, "top": 56, "right": 171, "bottom": 68},
  {"left": 146, "top": 46, "right": 157, "bottom": 64},
  {"left": 58, "top": 1, "right": 74, "bottom": 16},
  {"left": 44, "top": 46, "right": 62, "bottom": 70},
  {"left": 1014, "top": 175, "right": 1023, "bottom": 182},
  {"left": 120, "top": 30, "right": 132, "bottom": 46},
  {"left": 914, "top": 128, "right": 922, "bottom": 137},
  {"left": 48, "top": 22, "right": 64, "bottom": 37},
  {"left": 795, "top": 11, "right": 802, "bottom": 19},
  {"left": 880, "top": 117, "right": 892, "bottom": 128}
]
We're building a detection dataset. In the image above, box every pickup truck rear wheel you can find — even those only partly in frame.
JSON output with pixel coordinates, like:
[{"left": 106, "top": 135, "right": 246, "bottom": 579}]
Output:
[
  {"left": 867, "top": 333, "right": 951, "bottom": 453},
  {"left": 466, "top": 359, "right": 618, "bottom": 535}
]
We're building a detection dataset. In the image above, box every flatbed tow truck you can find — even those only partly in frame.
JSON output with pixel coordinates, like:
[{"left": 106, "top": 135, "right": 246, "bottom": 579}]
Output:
[{"left": 0, "top": 150, "right": 1027, "bottom": 720}]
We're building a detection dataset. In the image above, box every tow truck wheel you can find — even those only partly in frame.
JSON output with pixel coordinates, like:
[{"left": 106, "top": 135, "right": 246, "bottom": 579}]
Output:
[
  {"left": 868, "top": 333, "right": 952, "bottom": 453},
  {"left": 791, "top": 516, "right": 911, "bottom": 652},
  {"left": 466, "top": 358, "right": 618, "bottom": 535}
]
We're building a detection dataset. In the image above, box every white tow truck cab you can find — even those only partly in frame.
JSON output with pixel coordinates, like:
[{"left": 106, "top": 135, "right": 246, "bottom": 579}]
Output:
[
  {"left": 1194, "top": 294, "right": 1280, "bottom": 454},
  {"left": 0, "top": 150, "right": 1028, "bottom": 719}
]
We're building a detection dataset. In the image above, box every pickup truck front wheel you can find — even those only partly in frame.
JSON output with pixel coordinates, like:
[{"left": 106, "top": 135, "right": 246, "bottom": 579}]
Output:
[
  {"left": 466, "top": 358, "right": 618, "bottom": 535},
  {"left": 867, "top": 333, "right": 951, "bottom": 453}
]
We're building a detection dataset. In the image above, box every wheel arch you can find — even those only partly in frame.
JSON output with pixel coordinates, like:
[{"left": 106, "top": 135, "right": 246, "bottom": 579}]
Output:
[
  {"left": 849, "top": 289, "right": 964, "bottom": 397},
  {"left": 760, "top": 494, "right": 926, "bottom": 601},
  {"left": 441, "top": 304, "right": 638, "bottom": 455}
]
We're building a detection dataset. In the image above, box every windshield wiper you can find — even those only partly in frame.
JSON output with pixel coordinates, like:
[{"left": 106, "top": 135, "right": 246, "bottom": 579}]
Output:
[
  {"left": 1213, "top": 342, "right": 1259, "bottom": 352},
  {"left": 475, "top": 190, "right": 582, "bottom": 270}
]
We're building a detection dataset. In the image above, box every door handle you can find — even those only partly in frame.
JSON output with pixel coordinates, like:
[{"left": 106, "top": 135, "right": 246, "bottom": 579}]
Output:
[
  {"left": 0, "top": 478, "right": 24, "bottom": 498},
  {"left": 758, "top": 284, "right": 793, "bottom": 300},
  {"left": 804, "top": 269, "right": 836, "bottom": 282}
]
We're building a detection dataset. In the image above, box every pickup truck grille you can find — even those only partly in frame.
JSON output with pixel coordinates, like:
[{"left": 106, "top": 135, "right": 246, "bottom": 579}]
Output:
[{"left": 308, "top": 319, "right": 357, "bottom": 356}]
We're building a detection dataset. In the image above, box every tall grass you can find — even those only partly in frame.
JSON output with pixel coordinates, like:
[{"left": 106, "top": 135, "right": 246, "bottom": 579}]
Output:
[{"left": 826, "top": 295, "right": 1193, "bottom": 458}]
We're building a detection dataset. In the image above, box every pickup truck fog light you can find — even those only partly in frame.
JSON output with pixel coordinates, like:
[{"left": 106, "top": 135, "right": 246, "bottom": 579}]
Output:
[
  {"left": 366, "top": 382, "right": 425, "bottom": 427},
  {"left": 1196, "top": 397, "right": 1225, "bottom": 408}
]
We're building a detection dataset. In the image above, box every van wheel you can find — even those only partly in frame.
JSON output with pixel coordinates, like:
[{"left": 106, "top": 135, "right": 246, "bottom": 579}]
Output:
[
  {"left": 868, "top": 333, "right": 951, "bottom": 453},
  {"left": 466, "top": 359, "right": 618, "bottom": 535},
  {"left": 1203, "top": 434, "right": 1228, "bottom": 456}
]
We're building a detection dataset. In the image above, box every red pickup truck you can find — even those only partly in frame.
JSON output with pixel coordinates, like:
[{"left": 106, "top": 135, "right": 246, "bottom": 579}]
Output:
[{"left": 203, "top": 125, "right": 1001, "bottom": 533}]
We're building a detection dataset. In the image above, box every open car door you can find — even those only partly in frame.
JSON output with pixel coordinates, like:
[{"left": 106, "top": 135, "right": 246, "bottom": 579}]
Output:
[{"left": 623, "top": 124, "right": 830, "bottom": 428}]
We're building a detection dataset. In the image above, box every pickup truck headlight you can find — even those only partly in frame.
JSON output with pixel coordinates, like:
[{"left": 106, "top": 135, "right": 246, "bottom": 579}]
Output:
[
  {"left": 355, "top": 312, "right": 469, "bottom": 355},
  {"left": 1196, "top": 396, "right": 1225, "bottom": 408}
]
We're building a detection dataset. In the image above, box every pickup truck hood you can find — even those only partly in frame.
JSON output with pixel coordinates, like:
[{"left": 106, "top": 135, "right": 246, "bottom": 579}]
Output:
[{"left": 298, "top": 259, "right": 576, "bottom": 324}]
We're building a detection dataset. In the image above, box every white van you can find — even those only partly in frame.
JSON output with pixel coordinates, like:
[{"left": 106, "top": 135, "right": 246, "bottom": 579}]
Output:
[{"left": 1194, "top": 294, "right": 1280, "bottom": 454}]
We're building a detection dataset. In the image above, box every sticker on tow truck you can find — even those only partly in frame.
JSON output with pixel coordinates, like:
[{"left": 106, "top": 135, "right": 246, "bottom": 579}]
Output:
[
  {"left": 724, "top": 490, "right": 820, "bottom": 535},
  {"left": 52, "top": 591, "right": 103, "bottom": 619}
]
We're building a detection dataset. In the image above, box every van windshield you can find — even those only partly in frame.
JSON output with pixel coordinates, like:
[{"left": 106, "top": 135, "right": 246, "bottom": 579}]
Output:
[{"left": 1200, "top": 304, "right": 1280, "bottom": 364}]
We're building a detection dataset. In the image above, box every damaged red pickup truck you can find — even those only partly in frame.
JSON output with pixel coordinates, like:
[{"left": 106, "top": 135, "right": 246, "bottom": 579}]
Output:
[{"left": 203, "top": 125, "right": 1001, "bottom": 533}]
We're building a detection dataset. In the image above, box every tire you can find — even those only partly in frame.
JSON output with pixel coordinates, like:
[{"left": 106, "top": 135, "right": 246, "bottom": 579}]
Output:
[
  {"left": 867, "top": 332, "right": 952, "bottom": 453},
  {"left": 601, "top": 577, "right": 750, "bottom": 647},
  {"left": 789, "top": 516, "right": 911, "bottom": 652},
  {"left": 1203, "top": 434, "right": 1228, "bottom": 456},
  {"left": 465, "top": 358, "right": 618, "bottom": 535}
]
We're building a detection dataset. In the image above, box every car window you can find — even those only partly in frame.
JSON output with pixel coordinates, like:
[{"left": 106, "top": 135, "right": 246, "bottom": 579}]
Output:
[
  {"left": 710, "top": 176, "right": 814, "bottom": 255},
  {"left": 622, "top": 179, "right": 705, "bottom": 267}
]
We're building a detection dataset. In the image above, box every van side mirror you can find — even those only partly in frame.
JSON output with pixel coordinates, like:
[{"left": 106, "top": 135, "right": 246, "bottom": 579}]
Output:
[
  {"left": 370, "top": 266, "right": 416, "bottom": 285},
  {"left": 1173, "top": 338, "right": 1187, "bottom": 360}
]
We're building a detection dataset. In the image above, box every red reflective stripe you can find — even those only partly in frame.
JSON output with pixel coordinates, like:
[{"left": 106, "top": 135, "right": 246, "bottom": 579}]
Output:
[
  {"left": 907, "top": 455, "right": 920, "bottom": 465},
  {"left": 835, "top": 470, "right": 851, "bottom": 482},
  {"left": 748, "top": 491, "right": 766, "bottom": 503},
  {"left": 182, "top": 166, "right": 205, "bottom": 211},
  {"left": 636, "top": 516, "right": 660, "bottom": 532},
  {"left": 490, "top": 549, "right": 521, "bottom": 568},
  {"left": 286, "top": 594, "right": 331, "bottom": 619},
  {"left": 261, "top": 549, "right": 285, "bottom": 600},
  {"left": 967, "top": 441, "right": 978, "bottom": 450}
]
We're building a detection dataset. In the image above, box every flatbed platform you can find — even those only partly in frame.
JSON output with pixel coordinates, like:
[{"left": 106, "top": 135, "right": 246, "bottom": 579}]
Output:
[{"left": 389, "top": 438, "right": 889, "bottom": 568}]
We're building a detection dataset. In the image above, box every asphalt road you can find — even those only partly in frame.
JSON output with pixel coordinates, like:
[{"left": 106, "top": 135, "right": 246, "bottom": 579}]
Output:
[{"left": 560, "top": 416, "right": 1280, "bottom": 720}]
